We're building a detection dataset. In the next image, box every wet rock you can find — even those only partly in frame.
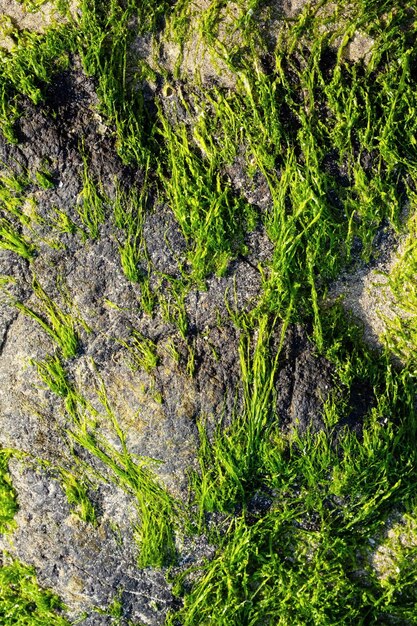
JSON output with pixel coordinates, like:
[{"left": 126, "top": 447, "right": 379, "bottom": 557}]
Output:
[
  {"left": 225, "top": 154, "right": 273, "bottom": 212},
  {"left": 343, "top": 31, "right": 374, "bottom": 64},
  {"left": 143, "top": 204, "right": 187, "bottom": 278},
  {"left": 328, "top": 225, "right": 405, "bottom": 351},
  {"left": 1, "top": 460, "right": 175, "bottom": 625},
  {"left": 0, "top": 0, "right": 75, "bottom": 51},
  {"left": 0, "top": 46, "right": 362, "bottom": 625},
  {"left": 274, "top": 324, "right": 334, "bottom": 433},
  {"left": 0, "top": 251, "right": 31, "bottom": 354}
]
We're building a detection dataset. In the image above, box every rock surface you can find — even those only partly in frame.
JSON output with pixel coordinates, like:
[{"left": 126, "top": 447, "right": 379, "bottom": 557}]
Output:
[
  {"left": 0, "top": 3, "right": 403, "bottom": 623},
  {"left": 0, "top": 57, "right": 343, "bottom": 622}
]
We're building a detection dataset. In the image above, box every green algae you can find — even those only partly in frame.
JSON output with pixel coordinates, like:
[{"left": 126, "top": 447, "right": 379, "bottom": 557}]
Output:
[{"left": 1, "top": 1, "right": 417, "bottom": 624}]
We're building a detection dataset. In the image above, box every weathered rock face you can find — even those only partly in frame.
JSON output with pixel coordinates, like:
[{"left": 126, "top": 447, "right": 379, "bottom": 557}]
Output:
[
  {"left": 0, "top": 65, "right": 246, "bottom": 622},
  {"left": 0, "top": 61, "right": 349, "bottom": 624},
  {"left": 2, "top": 0, "right": 416, "bottom": 623},
  {"left": 0, "top": 0, "right": 77, "bottom": 50},
  {"left": 274, "top": 324, "right": 334, "bottom": 434},
  {"left": 4, "top": 461, "right": 172, "bottom": 626}
]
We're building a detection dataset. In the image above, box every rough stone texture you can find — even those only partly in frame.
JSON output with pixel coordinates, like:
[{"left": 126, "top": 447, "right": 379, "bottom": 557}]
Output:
[
  {"left": 274, "top": 324, "right": 334, "bottom": 433},
  {"left": 283, "top": 0, "right": 310, "bottom": 17},
  {"left": 133, "top": 0, "right": 246, "bottom": 90},
  {"left": 0, "top": 251, "right": 31, "bottom": 353},
  {"left": 328, "top": 227, "right": 406, "bottom": 351},
  {"left": 2, "top": 460, "right": 175, "bottom": 626},
  {"left": 343, "top": 31, "right": 374, "bottom": 63},
  {"left": 0, "top": 0, "right": 79, "bottom": 50},
  {"left": 0, "top": 22, "right": 380, "bottom": 622},
  {"left": 225, "top": 155, "right": 273, "bottom": 213},
  {"left": 0, "top": 64, "right": 264, "bottom": 622}
]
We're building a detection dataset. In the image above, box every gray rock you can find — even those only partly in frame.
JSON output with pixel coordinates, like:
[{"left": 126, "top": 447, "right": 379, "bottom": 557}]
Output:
[
  {"left": 0, "top": 60, "right": 342, "bottom": 624},
  {"left": 2, "top": 460, "right": 174, "bottom": 625}
]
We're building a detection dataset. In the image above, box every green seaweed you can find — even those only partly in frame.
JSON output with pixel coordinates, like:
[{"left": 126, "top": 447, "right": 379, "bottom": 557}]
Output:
[
  {"left": 14, "top": 277, "right": 80, "bottom": 359},
  {"left": 1, "top": 1, "right": 417, "bottom": 624},
  {"left": 0, "top": 449, "right": 18, "bottom": 534},
  {"left": 0, "top": 557, "right": 71, "bottom": 626}
]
